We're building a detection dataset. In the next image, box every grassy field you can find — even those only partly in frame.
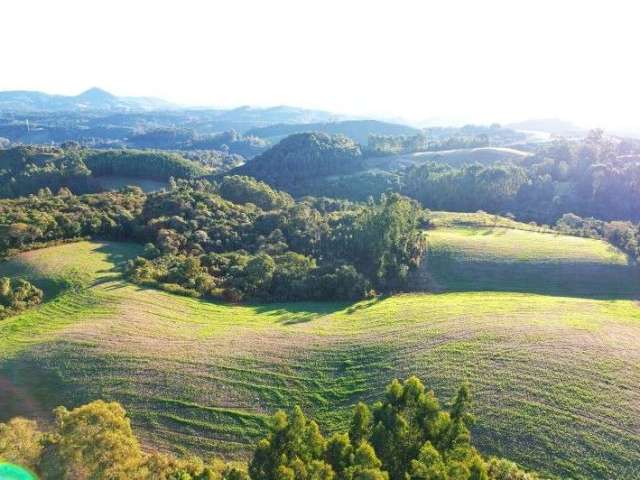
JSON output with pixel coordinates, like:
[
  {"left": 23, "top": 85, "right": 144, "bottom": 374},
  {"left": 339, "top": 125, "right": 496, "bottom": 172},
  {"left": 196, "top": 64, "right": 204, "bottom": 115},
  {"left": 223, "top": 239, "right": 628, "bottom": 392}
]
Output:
[
  {"left": 0, "top": 231, "right": 639, "bottom": 479},
  {"left": 426, "top": 226, "right": 638, "bottom": 297}
]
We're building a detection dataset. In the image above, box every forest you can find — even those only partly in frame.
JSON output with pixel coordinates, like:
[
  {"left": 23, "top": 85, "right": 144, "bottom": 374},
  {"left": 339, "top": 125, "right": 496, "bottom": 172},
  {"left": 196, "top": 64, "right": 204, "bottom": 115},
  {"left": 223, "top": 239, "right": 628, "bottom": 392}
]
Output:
[
  {"left": 0, "top": 377, "right": 539, "bottom": 480},
  {"left": 0, "top": 177, "right": 427, "bottom": 301},
  {"left": 1, "top": 112, "right": 640, "bottom": 480},
  {"left": 229, "top": 130, "right": 640, "bottom": 250},
  {"left": 1, "top": 127, "right": 639, "bottom": 299},
  {"left": 0, "top": 146, "right": 205, "bottom": 198}
]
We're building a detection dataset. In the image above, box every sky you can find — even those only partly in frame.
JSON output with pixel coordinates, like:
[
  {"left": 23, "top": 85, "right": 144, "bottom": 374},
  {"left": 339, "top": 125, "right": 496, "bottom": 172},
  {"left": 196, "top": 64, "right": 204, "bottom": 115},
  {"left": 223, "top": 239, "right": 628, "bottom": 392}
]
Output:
[{"left": 2, "top": 0, "right": 639, "bottom": 130}]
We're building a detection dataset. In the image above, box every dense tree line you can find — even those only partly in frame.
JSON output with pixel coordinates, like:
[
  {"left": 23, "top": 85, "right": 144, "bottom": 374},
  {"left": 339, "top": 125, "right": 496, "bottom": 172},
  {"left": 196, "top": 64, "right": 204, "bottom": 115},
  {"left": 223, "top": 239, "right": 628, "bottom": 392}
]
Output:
[
  {"left": 0, "top": 146, "right": 95, "bottom": 198},
  {"left": 0, "top": 187, "right": 146, "bottom": 258},
  {"left": 0, "top": 277, "right": 43, "bottom": 319},
  {"left": 0, "top": 377, "right": 539, "bottom": 480},
  {"left": 236, "top": 130, "right": 640, "bottom": 231},
  {"left": 217, "top": 175, "right": 294, "bottom": 210},
  {"left": 182, "top": 150, "right": 245, "bottom": 174},
  {"left": 0, "top": 177, "right": 427, "bottom": 302},
  {"left": 555, "top": 213, "right": 640, "bottom": 259},
  {"left": 366, "top": 133, "right": 430, "bottom": 156},
  {"left": 250, "top": 377, "right": 539, "bottom": 480},
  {"left": 402, "top": 163, "right": 528, "bottom": 215},
  {"left": 424, "top": 124, "right": 526, "bottom": 146},
  {"left": 129, "top": 129, "right": 268, "bottom": 158},
  {"left": 365, "top": 125, "right": 526, "bottom": 157},
  {"left": 366, "top": 133, "right": 491, "bottom": 157},
  {"left": 401, "top": 130, "right": 640, "bottom": 224},
  {"left": 84, "top": 149, "right": 206, "bottom": 180},
  {"left": 128, "top": 181, "right": 426, "bottom": 301},
  {"left": 0, "top": 146, "right": 205, "bottom": 199}
]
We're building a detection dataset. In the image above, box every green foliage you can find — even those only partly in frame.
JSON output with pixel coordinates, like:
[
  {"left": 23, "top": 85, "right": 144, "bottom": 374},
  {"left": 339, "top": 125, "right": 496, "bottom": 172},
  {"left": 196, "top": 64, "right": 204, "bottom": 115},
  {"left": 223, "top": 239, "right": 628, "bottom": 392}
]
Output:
[
  {"left": 250, "top": 377, "right": 536, "bottom": 480},
  {"left": 366, "top": 133, "right": 429, "bottom": 156},
  {"left": 0, "top": 188, "right": 146, "bottom": 253},
  {"left": 400, "top": 130, "right": 640, "bottom": 225},
  {"left": 207, "top": 191, "right": 422, "bottom": 299},
  {"left": 0, "top": 146, "right": 94, "bottom": 198},
  {"left": 0, "top": 180, "right": 425, "bottom": 302},
  {"left": 0, "top": 146, "right": 205, "bottom": 199},
  {"left": 402, "top": 163, "right": 528, "bottom": 215},
  {"left": 40, "top": 400, "right": 144, "bottom": 479},
  {"left": 409, "top": 124, "right": 524, "bottom": 154},
  {"left": 0, "top": 401, "right": 242, "bottom": 480},
  {"left": 0, "top": 277, "right": 43, "bottom": 319},
  {"left": 485, "top": 459, "right": 539, "bottom": 480},
  {"left": 0, "top": 418, "right": 43, "bottom": 470},
  {"left": 347, "top": 194, "right": 427, "bottom": 290},
  {"left": 218, "top": 175, "right": 293, "bottom": 210},
  {"left": 85, "top": 149, "right": 206, "bottom": 180},
  {"left": 129, "top": 128, "right": 268, "bottom": 158},
  {"left": 556, "top": 213, "right": 639, "bottom": 258},
  {"left": 234, "top": 133, "right": 364, "bottom": 194}
]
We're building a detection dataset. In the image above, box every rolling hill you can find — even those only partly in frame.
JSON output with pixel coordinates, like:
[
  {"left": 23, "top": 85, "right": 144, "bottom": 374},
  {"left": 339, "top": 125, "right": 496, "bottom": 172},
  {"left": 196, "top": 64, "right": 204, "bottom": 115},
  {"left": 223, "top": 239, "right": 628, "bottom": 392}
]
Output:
[
  {"left": 0, "top": 217, "right": 639, "bottom": 479},
  {"left": 245, "top": 120, "right": 421, "bottom": 145}
]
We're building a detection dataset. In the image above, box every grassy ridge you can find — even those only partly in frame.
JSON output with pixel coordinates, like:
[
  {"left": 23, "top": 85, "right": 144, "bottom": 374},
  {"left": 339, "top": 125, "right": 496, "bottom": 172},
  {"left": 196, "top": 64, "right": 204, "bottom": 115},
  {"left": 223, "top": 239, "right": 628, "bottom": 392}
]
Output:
[{"left": 0, "top": 236, "right": 639, "bottom": 479}]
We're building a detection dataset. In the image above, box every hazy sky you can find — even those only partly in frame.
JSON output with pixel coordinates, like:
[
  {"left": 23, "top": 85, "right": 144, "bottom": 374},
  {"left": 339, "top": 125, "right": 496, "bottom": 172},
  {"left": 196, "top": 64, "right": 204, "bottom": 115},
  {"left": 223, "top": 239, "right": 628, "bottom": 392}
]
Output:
[{"left": 2, "top": 0, "right": 639, "bottom": 129}]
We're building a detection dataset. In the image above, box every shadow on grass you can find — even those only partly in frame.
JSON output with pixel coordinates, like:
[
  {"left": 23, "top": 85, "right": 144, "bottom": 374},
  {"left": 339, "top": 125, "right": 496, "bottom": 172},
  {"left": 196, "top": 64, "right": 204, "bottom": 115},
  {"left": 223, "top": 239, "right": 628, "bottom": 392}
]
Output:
[
  {"left": 0, "top": 257, "right": 71, "bottom": 300},
  {"left": 91, "top": 241, "right": 145, "bottom": 287},
  {"left": 0, "top": 344, "right": 92, "bottom": 422},
  {"left": 426, "top": 252, "right": 640, "bottom": 300},
  {"left": 95, "top": 241, "right": 143, "bottom": 270},
  {"left": 253, "top": 301, "right": 351, "bottom": 325}
]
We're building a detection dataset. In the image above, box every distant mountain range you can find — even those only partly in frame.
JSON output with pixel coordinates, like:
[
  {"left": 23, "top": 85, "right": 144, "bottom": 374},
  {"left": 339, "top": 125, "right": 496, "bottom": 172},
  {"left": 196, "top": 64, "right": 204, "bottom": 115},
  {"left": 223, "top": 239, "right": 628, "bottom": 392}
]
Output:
[
  {"left": 0, "top": 88, "right": 344, "bottom": 125},
  {"left": 1, "top": 88, "right": 609, "bottom": 142},
  {"left": 0, "top": 87, "right": 178, "bottom": 112}
]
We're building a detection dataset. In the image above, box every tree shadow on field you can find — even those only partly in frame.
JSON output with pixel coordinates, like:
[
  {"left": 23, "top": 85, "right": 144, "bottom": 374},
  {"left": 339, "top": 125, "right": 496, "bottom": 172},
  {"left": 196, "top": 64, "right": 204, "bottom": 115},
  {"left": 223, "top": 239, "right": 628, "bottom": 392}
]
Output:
[
  {"left": 344, "top": 296, "right": 383, "bottom": 314},
  {"left": 0, "top": 254, "right": 71, "bottom": 300},
  {"left": 91, "top": 241, "right": 144, "bottom": 286},
  {"left": 255, "top": 296, "right": 385, "bottom": 325},
  {"left": 426, "top": 251, "right": 640, "bottom": 300},
  {"left": 253, "top": 301, "right": 350, "bottom": 325}
]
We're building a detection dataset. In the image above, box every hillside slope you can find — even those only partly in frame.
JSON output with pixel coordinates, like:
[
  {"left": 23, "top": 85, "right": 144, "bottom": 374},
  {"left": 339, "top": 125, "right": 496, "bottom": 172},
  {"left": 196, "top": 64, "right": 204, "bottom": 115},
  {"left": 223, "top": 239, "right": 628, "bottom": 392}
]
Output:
[
  {"left": 245, "top": 120, "right": 420, "bottom": 144},
  {"left": 363, "top": 147, "right": 532, "bottom": 172},
  {"left": 0, "top": 234, "right": 639, "bottom": 479},
  {"left": 426, "top": 228, "right": 637, "bottom": 297}
]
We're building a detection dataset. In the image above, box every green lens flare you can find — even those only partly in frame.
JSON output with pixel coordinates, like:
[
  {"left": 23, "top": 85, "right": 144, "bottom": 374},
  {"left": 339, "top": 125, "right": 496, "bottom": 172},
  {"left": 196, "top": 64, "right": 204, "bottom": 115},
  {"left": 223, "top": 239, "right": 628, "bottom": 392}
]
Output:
[{"left": 0, "top": 463, "right": 37, "bottom": 480}]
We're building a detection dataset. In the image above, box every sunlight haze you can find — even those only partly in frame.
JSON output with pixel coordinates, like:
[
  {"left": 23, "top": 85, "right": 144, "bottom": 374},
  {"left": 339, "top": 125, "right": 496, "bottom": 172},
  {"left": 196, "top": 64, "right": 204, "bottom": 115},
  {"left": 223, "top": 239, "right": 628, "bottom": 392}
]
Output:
[{"left": 2, "top": 0, "right": 639, "bottom": 130}]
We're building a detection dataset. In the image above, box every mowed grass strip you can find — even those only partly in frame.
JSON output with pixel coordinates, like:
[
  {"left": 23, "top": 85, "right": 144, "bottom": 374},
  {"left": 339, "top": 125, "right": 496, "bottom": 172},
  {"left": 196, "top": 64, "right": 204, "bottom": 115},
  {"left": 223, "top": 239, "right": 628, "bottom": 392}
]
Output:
[{"left": 0, "top": 238, "right": 639, "bottom": 479}]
